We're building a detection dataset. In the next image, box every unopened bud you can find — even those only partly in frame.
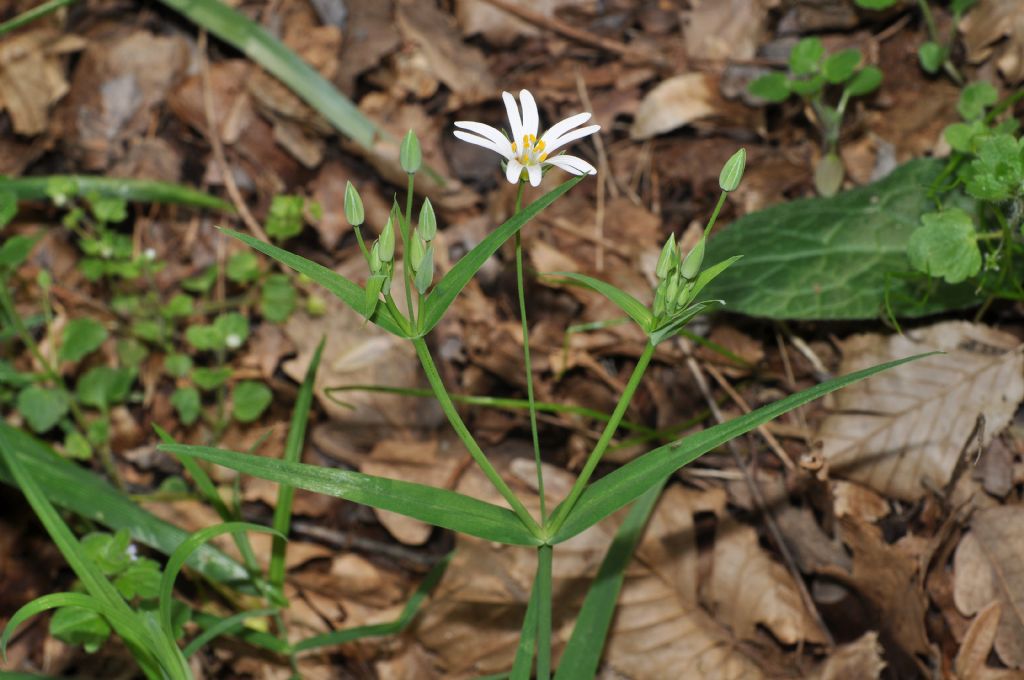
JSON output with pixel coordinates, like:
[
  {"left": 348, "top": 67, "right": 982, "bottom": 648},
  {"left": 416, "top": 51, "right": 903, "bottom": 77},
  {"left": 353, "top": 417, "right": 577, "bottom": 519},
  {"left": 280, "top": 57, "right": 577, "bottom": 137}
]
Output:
[
  {"left": 655, "top": 234, "right": 676, "bottom": 279},
  {"left": 400, "top": 130, "right": 422, "bottom": 174},
  {"left": 719, "top": 148, "right": 746, "bottom": 192},
  {"left": 419, "top": 198, "right": 436, "bottom": 241},
  {"left": 379, "top": 218, "right": 395, "bottom": 262},
  {"left": 680, "top": 237, "right": 705, "bottom": 281},
  {"left": 369, "top": 241, "right": 382, "bottom": 273},
  {"left": 409, "top": 231, "right": 425, "bottom": 273},
  {"left": 344, "top": 181, "right": 364, "bottom": 226},
  {"left": 414, "top": 245, "right": 434, "bottom": 294}
]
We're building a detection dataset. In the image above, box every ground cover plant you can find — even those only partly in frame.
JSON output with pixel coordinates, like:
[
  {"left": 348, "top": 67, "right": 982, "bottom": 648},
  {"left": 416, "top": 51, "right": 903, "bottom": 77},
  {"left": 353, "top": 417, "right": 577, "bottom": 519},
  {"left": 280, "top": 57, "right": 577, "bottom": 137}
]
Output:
[{"left": 2, "top": 0, "right": 1024, "bottom": 678}]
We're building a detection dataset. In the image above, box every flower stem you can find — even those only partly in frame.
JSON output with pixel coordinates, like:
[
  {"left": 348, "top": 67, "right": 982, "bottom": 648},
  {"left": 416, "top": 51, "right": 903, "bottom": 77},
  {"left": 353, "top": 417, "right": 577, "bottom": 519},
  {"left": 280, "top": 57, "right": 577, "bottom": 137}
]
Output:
[
  {"left": 535, "top": 544, "right": 553, "bottom": 680},
  {"left": 546, "top": 341, "right": 656, "bottom": 537},
  {"left": 513, "top": 182, "right": 547, "bottom": 521},
  {"left": 412, "top": 336, "right": 542, "bottom": 538}
]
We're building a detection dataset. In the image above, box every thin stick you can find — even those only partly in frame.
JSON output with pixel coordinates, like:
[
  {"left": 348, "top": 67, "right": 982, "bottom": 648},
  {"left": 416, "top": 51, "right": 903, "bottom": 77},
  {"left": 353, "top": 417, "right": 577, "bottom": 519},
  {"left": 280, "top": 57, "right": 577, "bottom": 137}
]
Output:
[{"left": 685, "top": 354, "right": 835, "bottom": 649}]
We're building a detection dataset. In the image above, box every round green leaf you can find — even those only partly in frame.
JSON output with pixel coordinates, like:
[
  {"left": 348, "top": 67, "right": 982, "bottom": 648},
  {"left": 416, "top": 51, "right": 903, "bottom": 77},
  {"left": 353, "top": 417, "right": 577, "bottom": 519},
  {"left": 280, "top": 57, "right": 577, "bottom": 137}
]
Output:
[
  {"left": 164, "top": 353, "right": 193, "bottom": 378},
  {"left": 213, "top": 312, "right": 249, "bottom": 350},
  {"left": 59, "top": 318, "right": 108, "bottom": 363},
  {"left": 76, "top": 367, "right": 134, "bottom": 409},
  {"left": 49, "top": 606, "right": 111, "bottom": 653},
  {"left": 170, "top": 386, "right": 201, "bottom": 425},
  {"left": 822, "top": 48, "right": 862, "bottom": 84},
  {"left": 232, "top": 381, "right": 273, "bottom": 423},
  {"left": 844, "top": 66, "right": 882, "bottom": 97},
  {"left": 957, "top": 81, "right": 999, "bottom": 121},
  {"left": 16, "top": 385, "right": 70, "bottom": 433},
  {"left": 260, "top": 274, "right": 297, "bottom": 323},
  {"left": 185, "top": 324, "right": 224, "bottom": 352},
  {"left": 907, "top": 209, "right": 981, "bottom": 284},
  {"left": 789, "top": 37, "right": 824, "bottom": 76},
  {"left": 789, "top": 73, "right": 826, "bottom": 97},
  {"left": 814, "top": 152, "right": 845, "bottom": 197},
  {"left": 192, "top": 367, "right": 232, "bottom": 392},
  {"left": 747, "top": 72, "right": 791, "bottom": 103},
  {"left": 918, "top": 41, "right": 943, "bottom": 74}
]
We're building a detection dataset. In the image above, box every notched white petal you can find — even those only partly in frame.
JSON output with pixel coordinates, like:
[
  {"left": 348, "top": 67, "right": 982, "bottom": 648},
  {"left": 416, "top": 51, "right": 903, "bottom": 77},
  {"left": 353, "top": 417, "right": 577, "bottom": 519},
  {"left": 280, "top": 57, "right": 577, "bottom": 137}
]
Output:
[
  {"left": 544, "top": 124, "right": 601, "bottom": 154},
  {"left": 526, "top": 164, "right": 543, "bottom": 187},
  {"left": 502, "top": 91, "right": 524, "bottom": 143},
  {"left": 505, "top": 158, "right": 524, "bottom": 184},
  {"left": 540, "top": 112, "right": 592, "bottom": 146},
  {"left": 545, "top": 154, "right": 597, "bottom": 175},
  {"left": 454, "top": 130, "right": 506, "bottom": 155},
  {"left": 519, "top": 89, "right": 539, "bottom": 139}
]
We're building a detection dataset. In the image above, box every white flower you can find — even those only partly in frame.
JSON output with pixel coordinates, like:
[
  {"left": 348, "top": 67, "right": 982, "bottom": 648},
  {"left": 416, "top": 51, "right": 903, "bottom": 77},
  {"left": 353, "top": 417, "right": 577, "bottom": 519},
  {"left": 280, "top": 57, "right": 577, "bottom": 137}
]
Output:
[
  {"left": 454, "top": 90, "right": 600, "bottom": 187},
  {"left": 225, "top": 333, "right": 242, "bottom": 349},
  {"left": 143, "top": 248, "right": 156, "bottom": 261}
]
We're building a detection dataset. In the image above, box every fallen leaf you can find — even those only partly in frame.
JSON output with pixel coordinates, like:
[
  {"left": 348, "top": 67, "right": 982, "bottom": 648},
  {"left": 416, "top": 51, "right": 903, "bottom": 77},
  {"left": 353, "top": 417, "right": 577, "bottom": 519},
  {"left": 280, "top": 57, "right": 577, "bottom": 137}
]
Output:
[
  {"left": 819, "top": 321, "right": 1024, "bottom": 501},
  {"left": 454, "top": 0, "right": 590, "bottom": 46},
  {"left": 630, "top": 73, "right": 720, "bottom": 140},
  {"left": 809, "top": 631, "right": 886, "bottom": 680},
  {"left": 684, "top": 0, "right": 768, "bottom": 61},
  {"left": 960, "top": 0, "right": 1024, "bottom": 83},
  {"left": 955, "top": 601, "right": 1015, "bottom": 680},
  {"left": 953, "top": 506, "right": 1024, "bottom": 669},
  {"left": 0, "top": 28, "right": 84, "bottom": 136}
]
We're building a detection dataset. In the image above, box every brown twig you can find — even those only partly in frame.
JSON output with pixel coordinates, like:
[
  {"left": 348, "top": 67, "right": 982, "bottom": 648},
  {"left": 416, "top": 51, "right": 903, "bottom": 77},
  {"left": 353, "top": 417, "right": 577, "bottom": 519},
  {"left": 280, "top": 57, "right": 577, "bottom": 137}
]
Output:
[
  {"left": 685, "top": 353, "right": 836, "bottom": 649},
  {"left": 479, "top": 0, "right": 667, "bottom": 68}
]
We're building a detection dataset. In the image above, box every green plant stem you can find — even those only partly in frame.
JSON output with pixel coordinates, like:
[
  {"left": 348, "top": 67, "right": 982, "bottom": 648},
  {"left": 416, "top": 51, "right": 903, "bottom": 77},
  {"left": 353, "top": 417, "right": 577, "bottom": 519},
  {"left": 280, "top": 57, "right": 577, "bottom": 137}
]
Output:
[
  {"left": 917, "top": 0, "right": 940, "bottom": 48},
  {"left": 513, "top": 182, "right": 546, "bottom": 522},
  {"left": 536, "top": 544, "right": 553, "bottom": 680},
  {"left": 411, "top": 336, "right": 542, "bottom": 538},
  {"left": 547, "top": 341, "right": 656, "bottom": 537},
  {"left": 402, "top": 174, "right": 416, "bottom": 325}
]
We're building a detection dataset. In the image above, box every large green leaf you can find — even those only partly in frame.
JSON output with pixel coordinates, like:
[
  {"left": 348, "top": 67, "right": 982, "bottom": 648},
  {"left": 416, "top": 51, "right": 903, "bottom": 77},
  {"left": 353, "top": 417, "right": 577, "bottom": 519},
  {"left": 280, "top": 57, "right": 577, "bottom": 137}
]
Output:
[
  {"left": 0, "top": 423, "right": 251, "bottom": 589},
  {"left": 157, "top": 0, "right": 377, "bottom": 149},
  {"left": 0, "top": 175, "right": 231, "bottom": 211},
  {"left": 551, "top": 353, "right": 932, "bottom": 543},
  {"left": 420, "top": 175, "right": 585, "bottom": 334},
  {"left": 222, "top": 228, "right": 407, "bottom": 336},
  {"left": 158, "top": 443, "right": 541, "bottom": 546},
  {"left": 703, "top": 159, "right": 977, "bottom": 319}
]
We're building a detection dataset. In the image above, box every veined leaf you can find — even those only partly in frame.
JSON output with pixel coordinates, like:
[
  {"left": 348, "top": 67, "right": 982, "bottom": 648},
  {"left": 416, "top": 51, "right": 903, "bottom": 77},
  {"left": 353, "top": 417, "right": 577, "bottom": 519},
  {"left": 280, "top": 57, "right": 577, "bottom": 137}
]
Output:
[
  {"left": 421, "top": 175, "right": 585, "bottom": 334},
  {"left": 548, "top": 272, "right": 652, "bottom": 330},
  {"left": 221, "top": 228, "right": 407, "bottom": 336},
  {"left": 158, "top": 443, "right": 541, "bottom": 546},
  {"left": 551, "top": 353, "right": 933, "bottom": 543}
]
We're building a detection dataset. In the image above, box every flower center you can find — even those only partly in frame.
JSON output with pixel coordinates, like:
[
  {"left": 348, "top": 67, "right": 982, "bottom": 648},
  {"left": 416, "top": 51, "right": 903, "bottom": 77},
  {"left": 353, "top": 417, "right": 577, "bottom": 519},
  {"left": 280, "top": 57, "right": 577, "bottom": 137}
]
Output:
[{"left": 511, "top": 134, "right": 547, "bottom": 166}]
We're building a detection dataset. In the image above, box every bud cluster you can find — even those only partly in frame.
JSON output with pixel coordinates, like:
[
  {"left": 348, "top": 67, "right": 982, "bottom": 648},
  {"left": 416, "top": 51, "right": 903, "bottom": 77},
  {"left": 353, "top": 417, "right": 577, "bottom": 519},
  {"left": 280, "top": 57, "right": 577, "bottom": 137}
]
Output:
[{"left": 652, "top": 233, "right": 706, "bottom": 319}]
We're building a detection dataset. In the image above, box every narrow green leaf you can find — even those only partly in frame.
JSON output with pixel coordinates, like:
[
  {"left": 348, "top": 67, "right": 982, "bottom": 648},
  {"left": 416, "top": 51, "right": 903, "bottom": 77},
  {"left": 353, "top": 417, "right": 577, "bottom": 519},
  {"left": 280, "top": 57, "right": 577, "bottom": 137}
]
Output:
[
  {"left": 0, "top": 175, "right": 231, "bottom": 211},
  {"left": 220, "top": 227, "right": 406, "bottom": 336},
  {"left": 156, "top": 0, "right": 377, "bottom": 149},
  {"left": 0, "top": 423, "right": 252, "bottom": 589},
  {"left": 423, "top": 175, "right": 585, "bottom": 334},
  {"left": 159, "top": 522, "right": 281, "bottom": 636},
  {"left": 510, "top": 567, "right": 541, "bottom": 680},
  {"left": 551, "top": 353, "right": 933, "bottom": 542},
  {"left": 268, "top": 338, "right": 324, "bottom": 591},
  {"left": 292, "top": 551, "right": 452, "bottom": 652},
  {"left": 548, "top": 272, "right": 652, "bottom": 330},
  {"left": 554, "top": 479, "right": 665, "bottom": 680},
  {"left": 158, "top": 442, "right": 541, "bottom": 546},
  {"left": 182, "top": 606, "right": 280, "bottom": 658}
]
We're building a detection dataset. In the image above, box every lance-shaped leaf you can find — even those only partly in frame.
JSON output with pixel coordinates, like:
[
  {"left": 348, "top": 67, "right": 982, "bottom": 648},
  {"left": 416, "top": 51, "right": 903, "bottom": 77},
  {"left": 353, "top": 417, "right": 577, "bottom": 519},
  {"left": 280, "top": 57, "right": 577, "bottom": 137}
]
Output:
[
  {"left": 158, "top": 443, "right": 541, "bottom": 547},
  {"left": 548, "top": 272, "right": 653, "bottom": 331},
  {"left": 420, "top": 175, "right": 585, "bottom": 334},
  {"left": 221, "top": 228, "right": 408, "bottom": 336},
  {"left": 0, "top": 175, "right": 231, "bottom": 211},
  {"left": 551, "top": 353, "right": 933, "bottom": 543}
]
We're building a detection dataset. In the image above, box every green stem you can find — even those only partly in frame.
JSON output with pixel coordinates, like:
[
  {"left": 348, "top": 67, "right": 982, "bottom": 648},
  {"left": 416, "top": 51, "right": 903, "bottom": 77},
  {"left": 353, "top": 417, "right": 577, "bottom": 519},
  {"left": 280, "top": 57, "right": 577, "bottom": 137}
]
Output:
[
  {"left": 411, "top": 336, "right": 542, "bottom": 538},
  {"left": 0, "top": 0, "right": 75, "bottom": 36},
  {"left": 547, "top": 341, "right": 656, "bottom": 537},
  {"left": 535, "top": 544, "right": 553, "bottom": 680},
  {"left": 513, "top": 182, "right": 546, "bottom": 521}
]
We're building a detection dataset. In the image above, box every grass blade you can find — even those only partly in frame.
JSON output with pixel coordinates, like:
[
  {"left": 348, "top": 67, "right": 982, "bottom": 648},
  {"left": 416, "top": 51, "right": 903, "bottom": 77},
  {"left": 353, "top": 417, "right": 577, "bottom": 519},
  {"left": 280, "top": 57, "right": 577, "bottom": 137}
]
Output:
[
  {"left": 293, "top": 551, "right": 452, "bottom": 653},
  {"left": 182, "top": 607, "right": 279, "bottom": 658},
  {"left": 552, "top": 353, "right": 935, "bottom": 543},
  {"left": 158, "top": 442, "right": 541, "bottom": 546},
  {"left": 156, "top": 0, "right": 376, "bottom": 148},
  {"left": 0, "top": 423, "right": 251, "bottom": 589},
  {"left": 553, "top": 479, "right": 666, "bottom": 680},
  {"left": 421, "top": 176, "right": 585, "bottom": 334},
  {"left": 268, "top": 338, "right": 324, "bottom": 591},
  {"left": 0, "top": 0, "right": 75, "bottom": 36},
  {"left": 0, "top": 175, "right": 231, "bottom": 211}
]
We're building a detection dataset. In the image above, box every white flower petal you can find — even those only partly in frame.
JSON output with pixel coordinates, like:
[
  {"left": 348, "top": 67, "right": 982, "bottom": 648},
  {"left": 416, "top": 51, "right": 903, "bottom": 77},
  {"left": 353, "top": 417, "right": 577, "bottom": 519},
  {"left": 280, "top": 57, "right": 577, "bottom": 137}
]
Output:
[
  {"left": 540, "top": 112, "right": 591, "bottom": 147},
  {"left": 544, "top": 154, "right": 596, "bottom": 175},
  {"left": 544, "top": 124, "right": 601, "bottom": 154},
  {"left": 454, "top": 121, "right": 513, "bottom": 157},
  {"left": 526, "top": 164, "right": 543, "bottom": 187},
  {"left": 502, "top": 91, "right": 524, "bottom": 145},
  {"left": 454, "top": 130, "right": 509, "bottom": 157},
  {"left": 505, "top": 158, "right": 524, "bottom": 184},
  {"left": 520, "top": 90, "right": 539, "bottom": 140}
]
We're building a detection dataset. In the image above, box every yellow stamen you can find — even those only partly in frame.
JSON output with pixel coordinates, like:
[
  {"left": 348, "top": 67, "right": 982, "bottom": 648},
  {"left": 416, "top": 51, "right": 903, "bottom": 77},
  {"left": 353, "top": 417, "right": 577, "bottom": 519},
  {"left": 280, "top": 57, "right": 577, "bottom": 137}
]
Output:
[
  {"left": 539, "top": 153, "right": 548, "bottom": 162},
  {"left": 511, "top": 141, "right": 518, "bottom": 152},
  {"left": 536, "top": 140, "right": 545, "bottom": 151}
]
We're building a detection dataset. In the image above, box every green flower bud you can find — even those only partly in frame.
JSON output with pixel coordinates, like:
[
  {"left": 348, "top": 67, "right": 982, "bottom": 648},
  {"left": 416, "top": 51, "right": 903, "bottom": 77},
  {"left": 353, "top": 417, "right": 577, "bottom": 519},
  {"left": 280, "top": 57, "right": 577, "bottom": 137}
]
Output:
[
  {"left": 344, "top": 181, "right": 364, "bottom": 226},
  {"left": 379, "top": 217, "right": 395, "bottom": 262},
  {"left": 400, "top": 130, "right": 422, "bottom": 174},
  {"left": 680, "top": 237, "right": 705, "bottom": 281},
  {"left": 414, "top": 245, "right": 434, "bottom": 294},
  {"left": 369, "top": 241, "right": 382, "bottom": 273},
  {"left": 665, "top": 273, "right": 680, "bottom": 312},
  {"left": 408, "top": 231, "right": 425, "bottom": 273},
  {"left": 655, "top": 234, "right": 676, "bottom": 279},
  {"left": 653, "top": 280, "right": 667, "bottom": 318},
  {"left": 419, "top": 198, "right": 436, "bottom": 241},
  {"left": 677, "top": 280, "right": 694, "bottom": 308},
  {"left": 719, "top": 148, "right": 746, "bottom": 192},
  {"left": 307, "top": 293, "right": 327, "bottom": 316}
]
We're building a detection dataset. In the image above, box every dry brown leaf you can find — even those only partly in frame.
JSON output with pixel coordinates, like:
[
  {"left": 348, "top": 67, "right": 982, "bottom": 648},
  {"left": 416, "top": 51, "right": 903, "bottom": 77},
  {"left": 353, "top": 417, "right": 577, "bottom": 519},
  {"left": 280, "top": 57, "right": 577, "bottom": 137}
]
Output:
[
  {"left": 809, "top": 631, "right": 886, "bottom": 680},
  {"left": 953, "top": 506, "right": 1024, "bottom": 669},
  {"left": 954, "top": 601, "right": 1020, "bottom": 680},
  {"left": 821, "top": 516, "right": 932, "bottom": 663},
  {"left": 454, "top": 0, "right": 591, "bottom": 46},
  {"left": 960, "top": 0, "right": 1024, "bottom": 82},
  {"left": 832, "top": 480, "right": 890, "bottom": 523},
  {"left": 630, "top": 73, "right": 720, "bottom": 140},
  {"left": 0, "top": 29, "right": 84, "bottom": 135},
  {"left": 818, "top": 321, "right": 1024, "bottom": 501},
  {"left": 683, "top": 0, "right": 768, "bottom": 61}
]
